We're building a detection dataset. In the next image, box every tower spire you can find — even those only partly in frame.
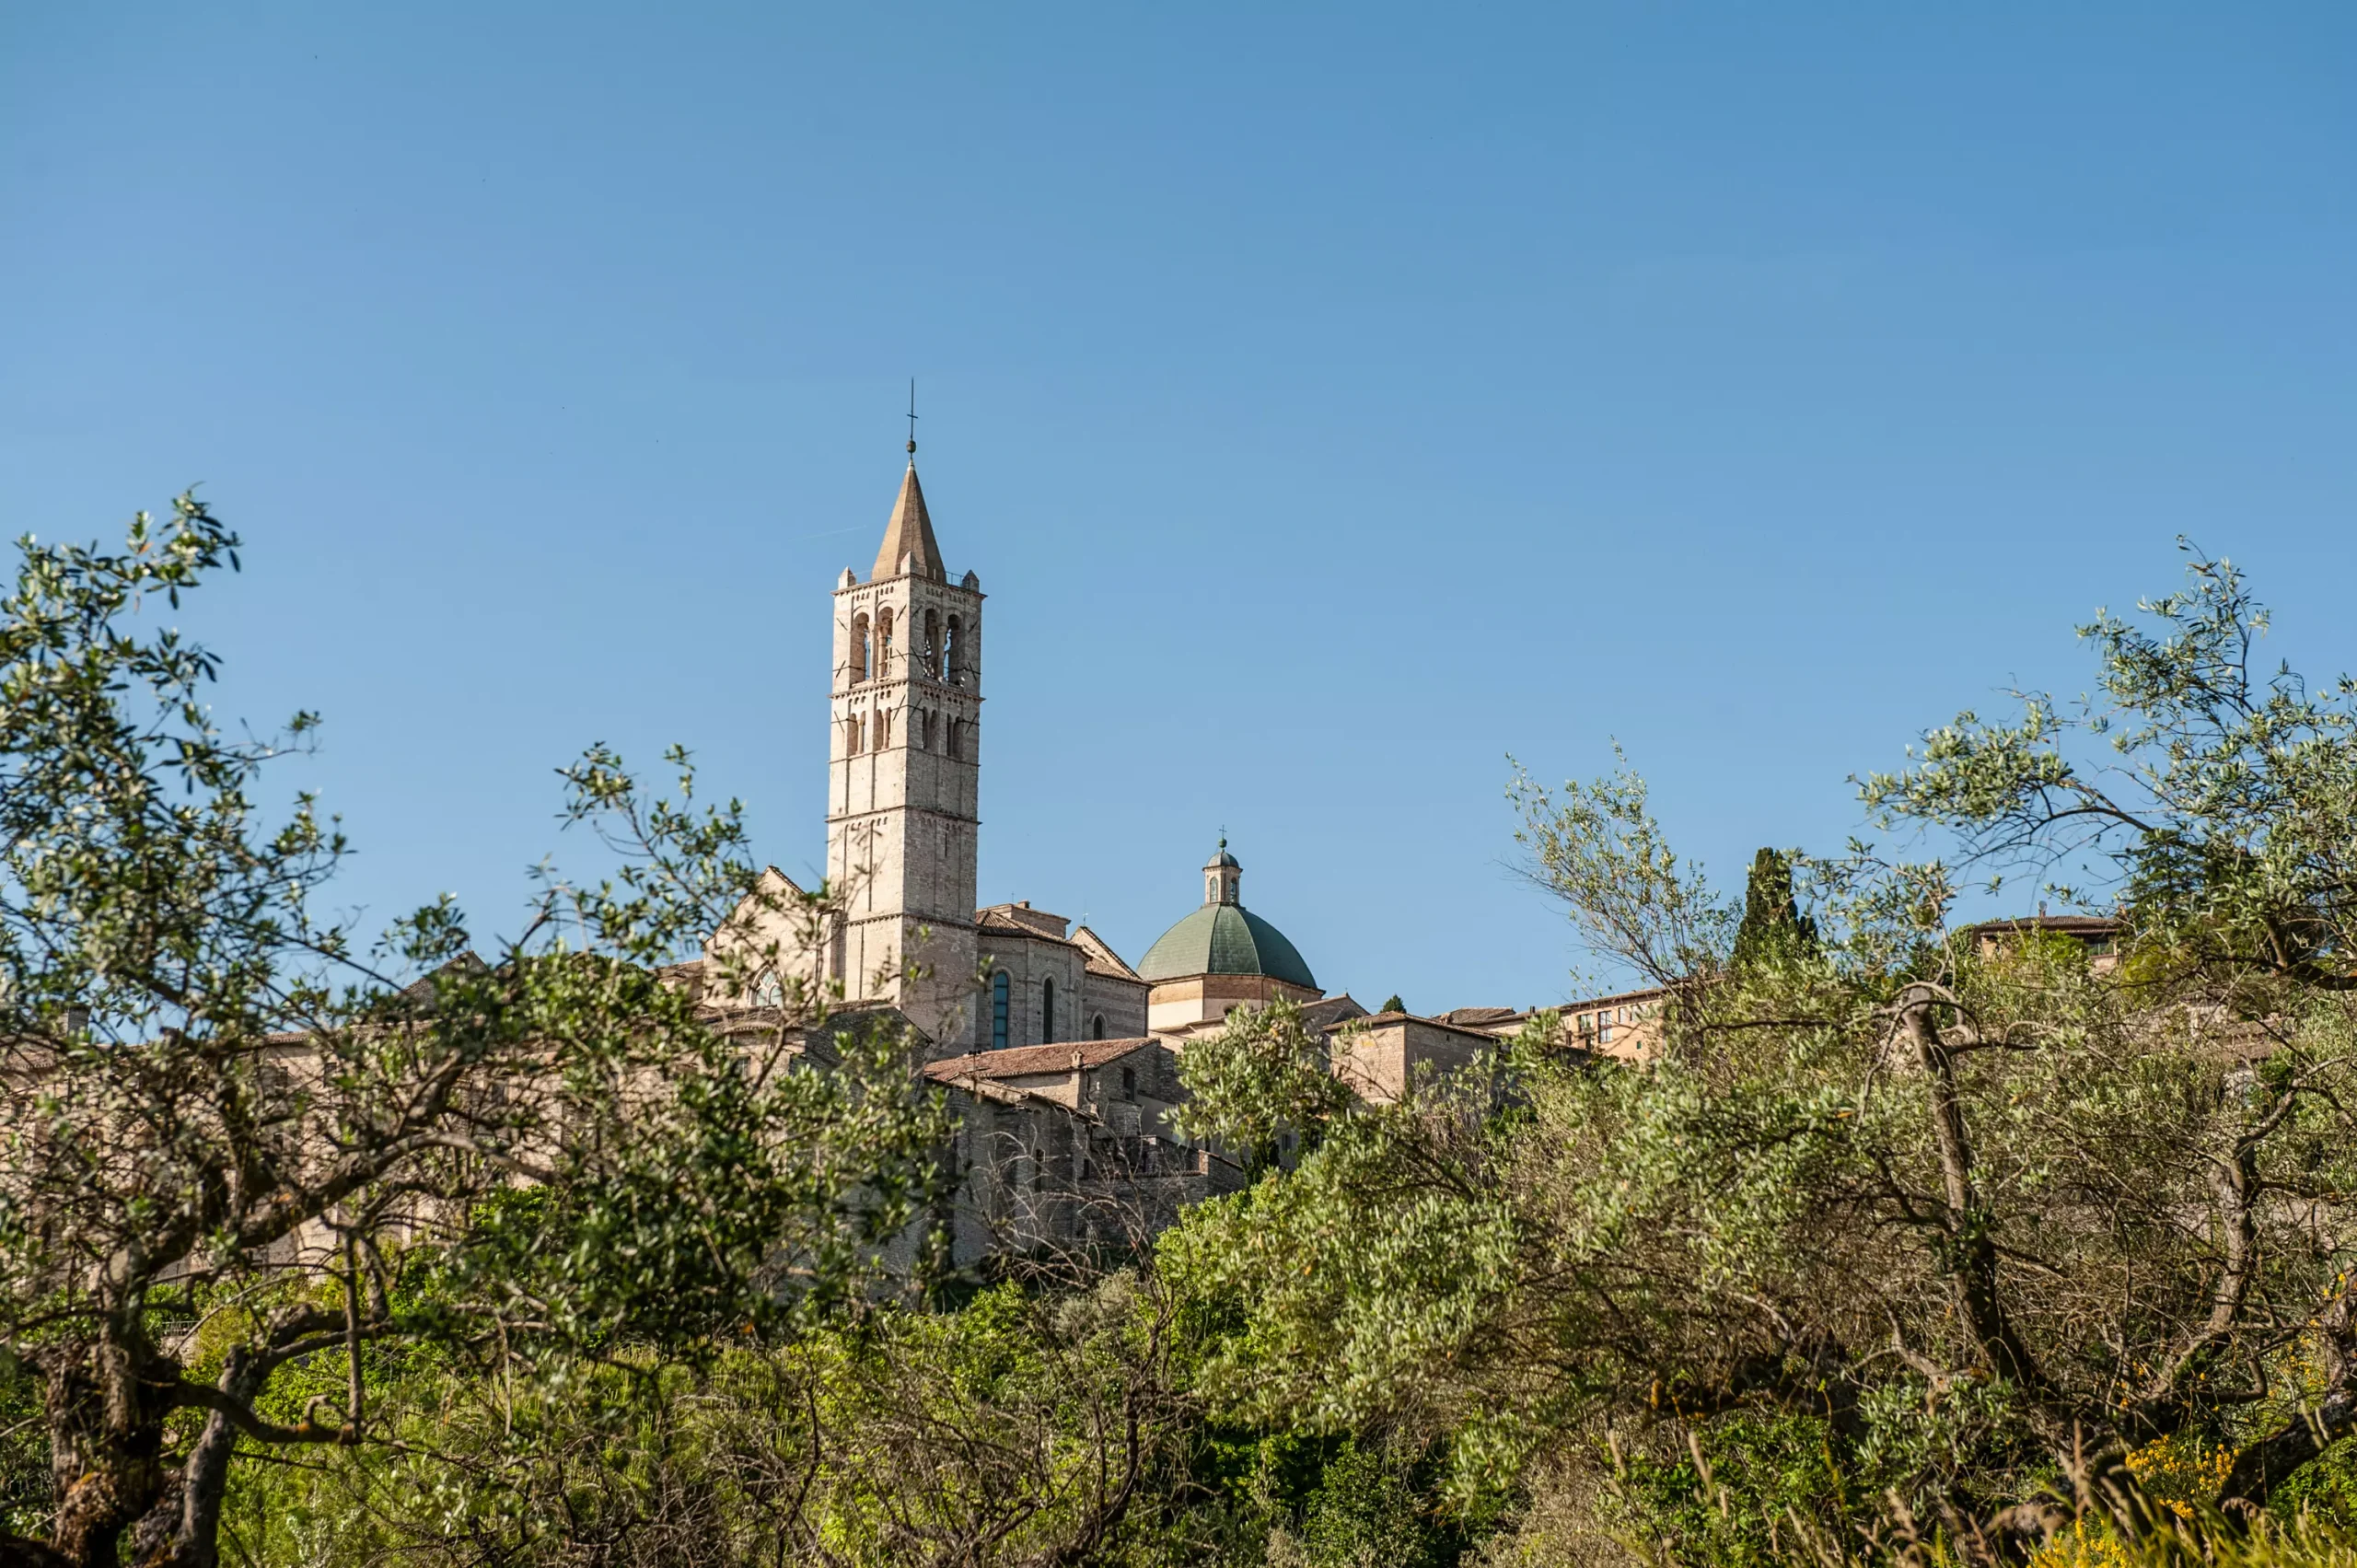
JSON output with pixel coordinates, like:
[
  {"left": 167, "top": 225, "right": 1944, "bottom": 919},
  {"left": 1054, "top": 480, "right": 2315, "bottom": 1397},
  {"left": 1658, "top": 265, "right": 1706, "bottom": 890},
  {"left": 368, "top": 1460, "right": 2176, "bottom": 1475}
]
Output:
[{"left": 874, "top": 384, "right": 945, "bottom": 581}]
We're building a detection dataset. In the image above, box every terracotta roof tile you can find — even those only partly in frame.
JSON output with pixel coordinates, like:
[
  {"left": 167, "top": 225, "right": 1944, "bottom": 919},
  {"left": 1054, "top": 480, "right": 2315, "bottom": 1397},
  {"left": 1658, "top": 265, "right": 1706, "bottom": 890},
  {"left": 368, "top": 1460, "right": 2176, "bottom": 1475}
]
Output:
[
  {"left": 1964, "top": 915, "right": 2119, "bottom": 935},
  {"left": 1073, "top": 925, "right": 1144, "bottom": 981},
  {"left": 923, "top": 1037, "right": 1157, "bottom": 1082},
  {"left": 1298, "top": 994, "right": 1367, "bottom": 1031},
  {"left": 977, "top": 905, "right": 1076, "bottom": 943}
]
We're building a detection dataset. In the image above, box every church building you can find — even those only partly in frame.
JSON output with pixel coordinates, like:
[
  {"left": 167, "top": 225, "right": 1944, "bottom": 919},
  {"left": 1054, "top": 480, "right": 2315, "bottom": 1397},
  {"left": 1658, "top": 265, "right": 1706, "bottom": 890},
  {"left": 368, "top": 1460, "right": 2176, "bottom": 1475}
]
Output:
[
  {"left": 706, "top": 443, "right": 1341, "bottom": 1064},
  {"left": 677, "top": 443, "right": 1593, "bottom": 1264}
]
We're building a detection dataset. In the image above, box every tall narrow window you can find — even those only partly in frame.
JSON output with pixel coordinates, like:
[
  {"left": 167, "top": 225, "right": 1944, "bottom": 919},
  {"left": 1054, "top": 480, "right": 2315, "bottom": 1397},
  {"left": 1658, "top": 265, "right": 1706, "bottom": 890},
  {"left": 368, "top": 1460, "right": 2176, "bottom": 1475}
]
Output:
[
  {"left": 947, "top": 719, "right": 964, "bottom": 761},
  {"left": 845, "top": 714, "right": 863, "bottom": 754},
  {"left": 1040, "top": 978, "right": 1056, "bottom": 1043},
  {"left": 879, "top": 708, "right": 892, "bottom": 748},
  {"left": 1120, "top": 1064, "right": 1135, "bottom": 1097},
  {"left": 850, "top": 612, "right": 871, "bottom": 684},
  {"left": 945, "top": 616, "right": 962, "bottom": 686},
  {"left": 877, "top": 608, "right": 895, "bottom": 677},
  {"left": 991, "top": 971, "right": 1010, "bottom": 1051},
  {"left": 1092, "top": 1014, "right": 1107, "bottom": 1041},
  {"left": 924, "top": 609, "right": 942, "bottom": 677}
]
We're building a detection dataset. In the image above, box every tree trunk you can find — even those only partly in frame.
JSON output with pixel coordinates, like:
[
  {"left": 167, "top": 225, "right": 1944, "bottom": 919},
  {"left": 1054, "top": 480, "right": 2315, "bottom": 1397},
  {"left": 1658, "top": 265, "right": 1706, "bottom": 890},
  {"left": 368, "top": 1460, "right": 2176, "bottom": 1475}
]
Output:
[
  {"left": 0, "top": 1536, "right": 74, "bottom": 1568},
  {"left": 2217, "top": 1291, "right": 2357, "bottom": 1519},
  {"left": 1897, "top": 986, "right": 2045, "bottom": 1392},
  {"left": 41, "top": 1340, "right": 172, "bottom": 1568},
  {"left": 137, "top": 1349, "right": 267, "bottom": 1568}
]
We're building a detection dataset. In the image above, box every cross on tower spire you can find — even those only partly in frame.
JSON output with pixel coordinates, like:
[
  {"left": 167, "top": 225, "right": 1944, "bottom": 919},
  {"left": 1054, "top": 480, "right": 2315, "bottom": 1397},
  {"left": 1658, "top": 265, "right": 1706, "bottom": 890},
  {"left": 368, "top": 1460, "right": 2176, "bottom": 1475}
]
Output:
[{"left": 906, "top": 377, "right": 918, "bottom": 458}]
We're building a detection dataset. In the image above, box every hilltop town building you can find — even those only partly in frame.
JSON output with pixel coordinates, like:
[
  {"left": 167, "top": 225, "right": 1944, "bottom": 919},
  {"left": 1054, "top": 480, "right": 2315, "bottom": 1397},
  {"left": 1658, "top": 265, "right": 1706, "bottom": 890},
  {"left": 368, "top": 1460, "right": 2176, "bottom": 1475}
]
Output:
[
  {"left": 681, "top": 449, "right": 1507, "bottom": 1261},
  {"left": 678, "top": 447, "right": 2110, "bottom": 1265},
  {"left": 698, "top": 451, "right": 1337, "bottom": 1055}
]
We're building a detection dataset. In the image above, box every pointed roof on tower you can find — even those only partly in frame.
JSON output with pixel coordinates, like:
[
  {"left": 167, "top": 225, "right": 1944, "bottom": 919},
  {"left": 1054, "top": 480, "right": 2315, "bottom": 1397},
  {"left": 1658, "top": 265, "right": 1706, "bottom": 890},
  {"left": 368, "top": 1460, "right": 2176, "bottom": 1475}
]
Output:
[{"left": 872, "top": 461, "right": 946, "bottom": 582}]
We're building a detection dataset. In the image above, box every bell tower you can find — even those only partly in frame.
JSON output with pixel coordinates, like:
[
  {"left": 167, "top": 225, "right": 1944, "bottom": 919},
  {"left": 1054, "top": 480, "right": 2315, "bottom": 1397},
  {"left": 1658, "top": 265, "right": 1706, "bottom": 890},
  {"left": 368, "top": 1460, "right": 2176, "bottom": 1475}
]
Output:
[{"left": 826, "top": 447, "right": 985, "bottom": 1052}]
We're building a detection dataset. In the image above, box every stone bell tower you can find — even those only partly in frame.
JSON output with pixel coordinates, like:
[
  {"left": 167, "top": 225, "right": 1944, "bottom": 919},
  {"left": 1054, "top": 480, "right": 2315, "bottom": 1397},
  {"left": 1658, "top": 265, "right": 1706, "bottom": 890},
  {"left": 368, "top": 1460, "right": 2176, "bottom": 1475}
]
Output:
[{"left": 826, "top": 446, "right": 985, "bottom": 1050}]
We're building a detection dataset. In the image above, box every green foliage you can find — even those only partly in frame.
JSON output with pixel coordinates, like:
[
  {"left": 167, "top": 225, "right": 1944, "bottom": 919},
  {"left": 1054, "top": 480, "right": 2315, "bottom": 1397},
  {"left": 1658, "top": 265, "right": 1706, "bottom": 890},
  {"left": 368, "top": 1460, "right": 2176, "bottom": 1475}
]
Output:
[
  {"left": 1732, "top": 848, "right": 1817, "bottom": 972},
  {"left": 2274, "top": 1438, "right": 2357, "bottom": 1529},
  {"left": 1158, "top": 1051, "right": 1525, "bottom": 1461},
  {"left": 1381, "top": 995, "right": 1406, "bottom": 1016},
  {"left": 1860, "top": 545, "right": 2357, "bottom": 1002},
  {"left": 1297, "top": 1441, "right": 1452, "bottom": 1568},
  {"left": 1509, "top": 746, "right": 1734, "bottom": 989},
  {"left": 222, "top": 1271, "right": 1202, "bottom": 1567},
  {"left": 0, "top": 1356, "right": 44, "bottom": 1539},
  {"left": 1173, "top": 999, "right": 1358, "bottom": 1172},
  {"left": 0, "top": 497, "right": 951, "bottom": 1566},
  {"left": 1161, "top": 857, "right": 2357, "bottom": 1551},
  {"left": 1604, "top": 1414, "right": 1858, "bottom": 1567}
]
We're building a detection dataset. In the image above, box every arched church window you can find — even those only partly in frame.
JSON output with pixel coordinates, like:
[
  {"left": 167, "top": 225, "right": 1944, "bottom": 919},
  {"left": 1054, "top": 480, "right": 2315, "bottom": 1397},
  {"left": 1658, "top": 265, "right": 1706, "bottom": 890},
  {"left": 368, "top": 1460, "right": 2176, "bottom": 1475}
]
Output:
[
  {"left": 945, "top": 616, "right": 962, "bottom": 686},
  {"left": 924, "top": 609, "right": 941, "bottom": 677},
  {"left": 877, "top": 608, "right": 895, "bottom": 676},
  {"left": 1040, "top": 978, "right": 1056, "bottom": 1043},
  {"left": 1120, "top": 1064, "right": 1135, "bottom": 1098},
  {"left": 850, "top": 612, "right": 871, "bottom": 684},
  {"left": 991, "top": 971, "right": 1010, "bottom": 1051},
  {"left": 1092, "top": 1014, "right": 1107, "bottom": 1041},
  {"left": 752, "top": 970, "right": 784, "bottom": 1009},
  {"left": 947, "top": 719, "right": 964, "bottom": 761}
]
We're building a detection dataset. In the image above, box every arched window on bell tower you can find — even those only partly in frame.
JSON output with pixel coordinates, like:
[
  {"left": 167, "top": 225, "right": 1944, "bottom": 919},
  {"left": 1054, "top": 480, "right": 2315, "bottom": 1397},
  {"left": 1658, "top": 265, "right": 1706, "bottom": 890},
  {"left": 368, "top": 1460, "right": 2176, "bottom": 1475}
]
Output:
[
  {"left": 877, "top": 607, "right": 895, "bottom": 678},
  {"left": 924, "top": 608, "right": 942, "bottom": 678},
  {"left": 945, "top": 616, "right": 962, "bottom": 687},
  {"left": 850, "top": 612, "right": 871, "bottom": 684}
]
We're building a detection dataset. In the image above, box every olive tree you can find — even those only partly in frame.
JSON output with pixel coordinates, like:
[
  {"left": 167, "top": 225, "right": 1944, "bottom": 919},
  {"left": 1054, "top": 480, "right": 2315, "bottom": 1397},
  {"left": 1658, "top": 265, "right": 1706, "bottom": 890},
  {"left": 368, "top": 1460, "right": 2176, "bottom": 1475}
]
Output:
[
  {"left": 1167, "top": 550, "right": 2357, "bottom": 1554},
  {"left": 0, "top": 497, "right": 948, "bottom": 1568},
  {"left": 1859, "top": 544, "right": 2357, "bottom": 1512}
]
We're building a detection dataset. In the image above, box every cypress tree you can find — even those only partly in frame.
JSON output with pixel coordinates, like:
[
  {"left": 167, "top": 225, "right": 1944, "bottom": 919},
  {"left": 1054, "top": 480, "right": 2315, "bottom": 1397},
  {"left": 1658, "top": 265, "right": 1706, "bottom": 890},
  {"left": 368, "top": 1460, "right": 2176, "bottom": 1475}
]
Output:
[{"left": 1732, "top": 847, "right": 1817, "bottom": 970}]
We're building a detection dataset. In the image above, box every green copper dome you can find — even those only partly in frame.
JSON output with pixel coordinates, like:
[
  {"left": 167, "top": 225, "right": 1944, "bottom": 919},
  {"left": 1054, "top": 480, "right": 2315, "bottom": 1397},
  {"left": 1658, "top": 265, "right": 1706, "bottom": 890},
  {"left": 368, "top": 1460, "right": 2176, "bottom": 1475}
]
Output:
[
  {"left": 1138, "top": 841, "right": 1317, "bottom": 990},
  {"left": 1137, "top": 902, "right": 1318, "bottom": 990}
]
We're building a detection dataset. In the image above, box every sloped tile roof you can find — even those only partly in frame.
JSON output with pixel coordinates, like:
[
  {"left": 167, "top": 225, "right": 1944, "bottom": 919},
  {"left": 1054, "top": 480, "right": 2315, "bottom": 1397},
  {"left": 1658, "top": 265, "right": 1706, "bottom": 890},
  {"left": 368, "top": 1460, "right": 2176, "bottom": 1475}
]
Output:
[
  {"left": 923, "top": 1037, "right": 1157, "bottom": 1082},
  {"left": 1073, "top": 924, "right": 1144, "bottom": 981}
]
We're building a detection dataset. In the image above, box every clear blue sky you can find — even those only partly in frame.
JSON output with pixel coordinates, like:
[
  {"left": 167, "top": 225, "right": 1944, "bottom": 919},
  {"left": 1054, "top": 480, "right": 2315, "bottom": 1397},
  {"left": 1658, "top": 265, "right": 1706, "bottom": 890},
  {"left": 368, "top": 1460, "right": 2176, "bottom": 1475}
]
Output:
[{"left": 5, "top": 5, "right": 2352, "bottom": 1009}]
